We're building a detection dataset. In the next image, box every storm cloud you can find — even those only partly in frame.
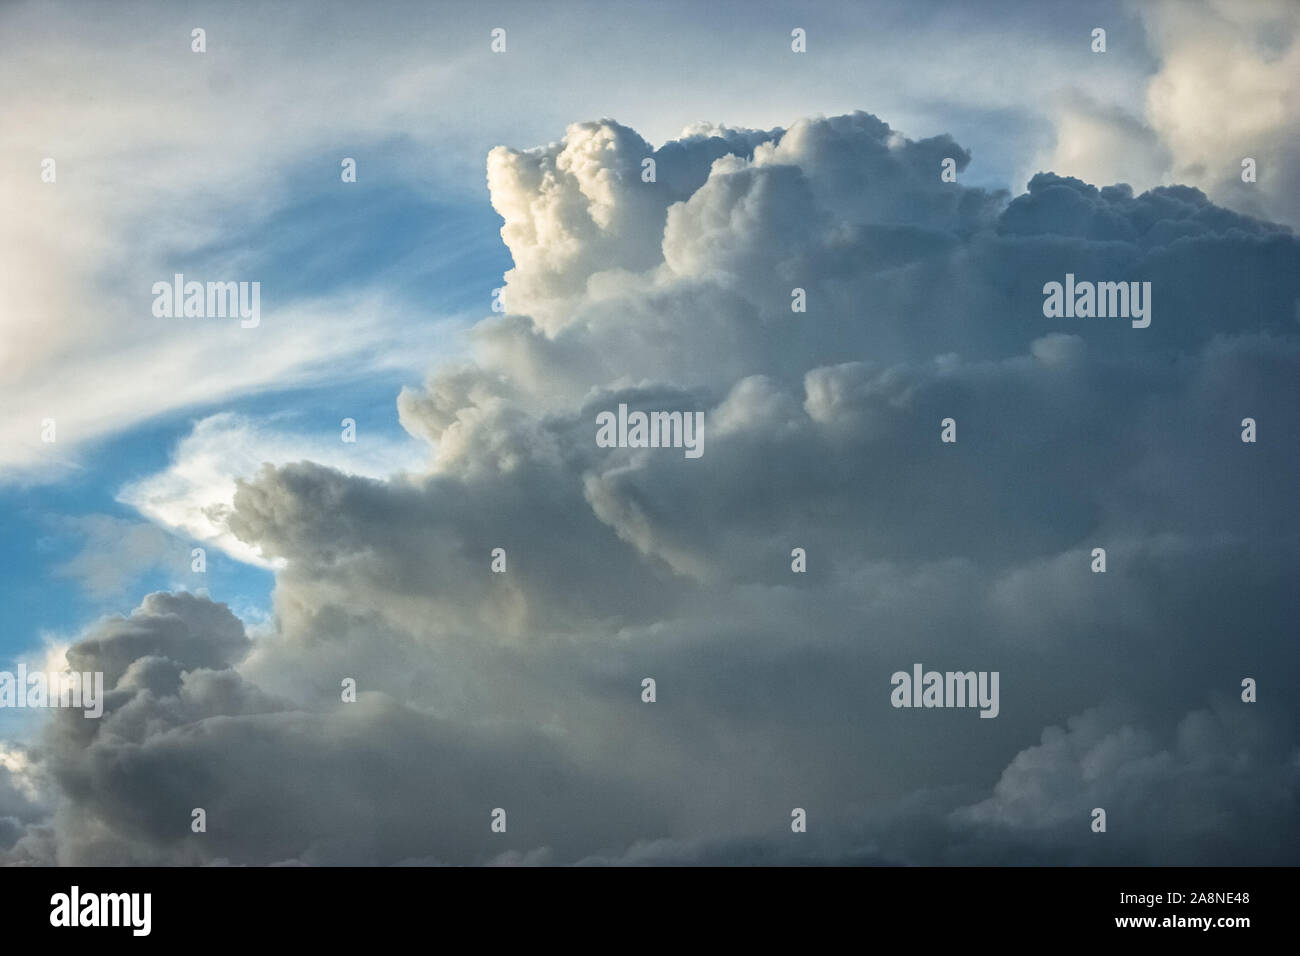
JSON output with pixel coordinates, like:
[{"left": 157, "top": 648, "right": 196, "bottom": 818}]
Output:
[{"left": 6, "top": 111, "right": 1298, "bottom": 865}]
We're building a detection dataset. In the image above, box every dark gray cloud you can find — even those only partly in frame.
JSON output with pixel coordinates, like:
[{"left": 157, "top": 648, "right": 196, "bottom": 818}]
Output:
[{"left": 7, "top": 111, "right": 1298, "bottom": 865}]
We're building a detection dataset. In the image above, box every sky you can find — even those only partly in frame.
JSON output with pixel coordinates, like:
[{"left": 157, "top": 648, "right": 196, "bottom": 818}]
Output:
[{"left": 1, "top": 0, "right": 1298, "bottom": 864}]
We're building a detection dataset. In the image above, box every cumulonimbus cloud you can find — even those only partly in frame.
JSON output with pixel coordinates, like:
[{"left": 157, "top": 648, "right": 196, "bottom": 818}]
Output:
[{"left": 6, "top": 111, "right": 1298, "bottom": 865}]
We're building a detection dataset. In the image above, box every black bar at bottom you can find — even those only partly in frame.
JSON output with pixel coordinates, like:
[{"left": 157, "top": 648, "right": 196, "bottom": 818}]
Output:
[{"left": 0, "top": 865, "right": 1284, "bottom": 941}]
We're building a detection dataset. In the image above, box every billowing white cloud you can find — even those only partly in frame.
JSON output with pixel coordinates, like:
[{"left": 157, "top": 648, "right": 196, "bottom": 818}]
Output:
[
  {"left": 7, "top": 108, "right": 1297, "bottom": 865},
  {"left": 1036, "top": 0, "right": 1300, "bottom": 226},
  {"left": 119, "top": 412, "right": 426, "bottom": 567},
  {"left": 10, "top": 0, "right": 1298, "bottom": 480}
]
